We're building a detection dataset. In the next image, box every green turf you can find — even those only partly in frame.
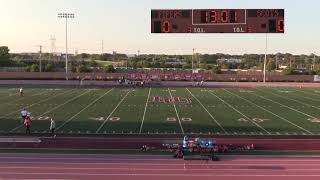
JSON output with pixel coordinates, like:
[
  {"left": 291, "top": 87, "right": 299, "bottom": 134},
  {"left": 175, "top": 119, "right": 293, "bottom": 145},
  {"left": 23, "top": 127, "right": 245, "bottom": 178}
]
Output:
[{"left": 1, "top": 86, "right": 320, "bottom": 135}]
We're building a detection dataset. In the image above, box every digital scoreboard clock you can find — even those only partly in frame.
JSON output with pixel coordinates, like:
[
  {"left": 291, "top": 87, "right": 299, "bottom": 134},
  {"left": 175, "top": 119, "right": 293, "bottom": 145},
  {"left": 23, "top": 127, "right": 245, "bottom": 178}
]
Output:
[{"left": 151, "top": 9, "right": 284, "bottom": 33}]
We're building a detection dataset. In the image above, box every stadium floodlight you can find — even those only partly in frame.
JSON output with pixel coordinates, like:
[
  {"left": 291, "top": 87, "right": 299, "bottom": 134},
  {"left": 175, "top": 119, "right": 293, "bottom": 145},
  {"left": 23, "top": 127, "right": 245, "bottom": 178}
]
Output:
[{"left": 58, "top": 13, "right": 75, "bottom": 80}]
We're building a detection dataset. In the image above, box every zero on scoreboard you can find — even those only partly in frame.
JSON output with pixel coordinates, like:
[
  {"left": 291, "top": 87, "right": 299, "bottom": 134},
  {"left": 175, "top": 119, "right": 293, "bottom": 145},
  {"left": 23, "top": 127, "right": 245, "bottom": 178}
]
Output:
[{"left": 151, "top": 9, "right": 284, "bottom": 33}]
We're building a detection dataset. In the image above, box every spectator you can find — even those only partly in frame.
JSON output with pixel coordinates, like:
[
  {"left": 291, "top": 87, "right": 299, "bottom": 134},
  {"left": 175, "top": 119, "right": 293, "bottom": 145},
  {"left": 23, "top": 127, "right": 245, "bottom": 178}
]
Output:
[{"left": 50, "top": 117, "right": 56, "bottom": 137}]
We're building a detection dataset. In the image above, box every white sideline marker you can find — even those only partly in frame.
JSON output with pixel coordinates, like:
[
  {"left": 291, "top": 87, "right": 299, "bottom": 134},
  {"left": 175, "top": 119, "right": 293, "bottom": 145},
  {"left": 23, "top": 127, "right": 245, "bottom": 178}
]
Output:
[
  {"left": 57, "top": 88, "right": 114, "bottom": 130},
  {"left": 95, "top": 89, "right": 132, "bottom": 133},
  {"left": 186, "top": 88, "right": 228, "bottom": 134},
  {"left": 168, "top": 88, "right": 184, "bottom": 134},
  {"left": 139, "top": 88, "right": 151, "bottom": 134}
]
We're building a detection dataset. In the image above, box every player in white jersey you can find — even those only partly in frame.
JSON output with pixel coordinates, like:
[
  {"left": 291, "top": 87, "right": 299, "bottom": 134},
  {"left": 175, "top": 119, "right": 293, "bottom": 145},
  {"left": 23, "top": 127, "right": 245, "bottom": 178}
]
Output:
[
  {"left": 19, "top": 87, "right": 23, "bottom": 97},
  {"left": 21, "top": 108, "right": 27, "bottom": 121}
]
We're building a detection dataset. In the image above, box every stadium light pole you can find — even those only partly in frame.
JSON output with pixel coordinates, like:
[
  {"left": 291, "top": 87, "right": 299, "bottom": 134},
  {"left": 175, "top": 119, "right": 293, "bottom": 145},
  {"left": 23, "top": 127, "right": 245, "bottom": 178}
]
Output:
[
  {"left": 58, "top": 13, "right": 75, "bottom": 80},
  {"left": 263, "top": 34, "right": 268, "bottom": 83}
]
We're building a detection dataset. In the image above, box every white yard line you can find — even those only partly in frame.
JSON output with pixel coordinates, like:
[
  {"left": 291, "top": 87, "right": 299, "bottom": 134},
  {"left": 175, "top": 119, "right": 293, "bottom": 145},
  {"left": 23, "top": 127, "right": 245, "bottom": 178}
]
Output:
[
  {"left": 139, "top": 88, "right": 151, "bottom": 134},
  {"left": 57, "top": 88, "right": 114, "bottom": 130},
  {"left": 209, "top": 91, "right": 270, "bottom": 135},
  {"left": 186, "top": 88, "right": 228, "bottom": 134},
  {"left": 296, "top": 89, "right": 320, "bottom": 97},
  {"left": 95, "top": 89, "right": 132, "bottom": 133},
  {"left": 0, "top": 92, "right": 20, "bottom": 100},
  {"left": 261, "top": 89, "right": 320, "bottom": 111},
  {"left": 168, "top": 88, "right": 184, "bottom": 134},
  {"left": 9, "top": 89, "right": 90, "bottom": 132},
  {"left": 291, "top": 91, "right": 320, "bottom": 103},
  {"left": 223, "top": 89, "right": 313, "bottom": 135},
  {"left": 0, "top": 89, "right": 74, "bottom": 119},
  {"left": 252, "top": 90, "right": 317, "bottom": 119},
  {"left": 0, "top": 89, "right": 39, "bottom": 100},
  {"left": 0, "top": 90, "right": 49, "bottom": 107}
]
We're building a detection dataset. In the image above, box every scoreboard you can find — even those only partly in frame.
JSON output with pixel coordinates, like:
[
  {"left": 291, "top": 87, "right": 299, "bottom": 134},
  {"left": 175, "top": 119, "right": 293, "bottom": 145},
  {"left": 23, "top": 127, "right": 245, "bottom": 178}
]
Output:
[{"left": 151, "top": 9, "right": 285, "bottom": 33}]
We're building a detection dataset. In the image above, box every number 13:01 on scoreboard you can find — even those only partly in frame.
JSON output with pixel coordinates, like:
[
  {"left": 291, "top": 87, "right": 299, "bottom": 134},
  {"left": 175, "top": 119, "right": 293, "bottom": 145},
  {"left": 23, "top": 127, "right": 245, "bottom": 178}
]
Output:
[{"left": 151, "top": 9, "right": 284, "bottom": 33}]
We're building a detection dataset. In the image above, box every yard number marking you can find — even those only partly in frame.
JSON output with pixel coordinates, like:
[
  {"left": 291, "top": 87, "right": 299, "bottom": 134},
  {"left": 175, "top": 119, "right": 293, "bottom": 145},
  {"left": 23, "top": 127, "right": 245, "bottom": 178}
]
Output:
[
  {"left": 308, "top": 118, "right": 320, "bottom": 123},
  {"left": 89, "top": 117, "right": 120, "bottom": 122},
  {"left": 166, "top": 117, "right": 192, "bottom": 122},
  {"left": 237, "top": 118, "right": 269, "bottom": 123}
]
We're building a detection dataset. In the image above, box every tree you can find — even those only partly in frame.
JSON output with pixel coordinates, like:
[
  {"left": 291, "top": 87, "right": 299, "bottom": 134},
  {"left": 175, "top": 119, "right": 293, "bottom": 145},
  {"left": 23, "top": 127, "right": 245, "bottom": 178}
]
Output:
[
  {"left": 90, "top": 60, "right": 98, "bottom": 67},
  {"left": 220, "top": 64, "right": 229, "bottom": 69},
  {"left": 30, "top": 64, "right": 39, "bottom": 72},
  {"left": 182, "top": 64, "right": 192, "bottom": 69},
  {"left": 282, "top": 67, "right": 295, "bottom": 75},
  {"left": 307, "top": 70, "right": 316, "bottom": 75},
  {"left": 76, "top": 64, "right": 89, "bottom": 73},
  {"left": 0, "top": 46, "right": 10, "bottom": 66},
  {"left": 266, "top": 60, "right": 276, "bottom": 71},
  {"left": 103, "top": 64, "right": 115, "bottom": 73},
  {"left": 44, "top": 64, "right": 54, "bottom": 72},
  {"left": 199, "top": 64, "right": 210, "bottom": 70},
  {"left": 212, "top": 66, "right": 222, "bottom": 74}
]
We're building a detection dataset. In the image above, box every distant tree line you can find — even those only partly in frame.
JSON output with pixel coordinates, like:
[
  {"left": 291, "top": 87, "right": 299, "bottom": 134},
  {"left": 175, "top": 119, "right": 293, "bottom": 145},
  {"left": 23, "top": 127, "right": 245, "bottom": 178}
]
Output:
[{"left": 1, "top": 46, "right": 320, "bottom": 75}]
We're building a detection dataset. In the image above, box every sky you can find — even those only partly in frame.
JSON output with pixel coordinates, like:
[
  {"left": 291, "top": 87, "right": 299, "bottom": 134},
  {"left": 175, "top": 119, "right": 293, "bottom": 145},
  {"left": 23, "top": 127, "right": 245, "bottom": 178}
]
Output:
[{"left": 0, "top": 0, "right": 319, "bottom": 55}]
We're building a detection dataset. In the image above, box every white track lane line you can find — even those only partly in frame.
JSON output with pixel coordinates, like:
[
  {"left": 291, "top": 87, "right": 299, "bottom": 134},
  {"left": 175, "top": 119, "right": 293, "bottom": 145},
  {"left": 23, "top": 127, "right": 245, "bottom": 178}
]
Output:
[
  {"left": 0, "top": 172, "right": 320, "bottom": 177},
  {"left": 223, "top": 89, "right": 313, "bottom": 135},
  {"left": 139, "top": 88, "right": 151, "bottom": 134},
  {"left": 168, "top": 88, "right": 184, "bottom": 134},
  {"left": 57, "top": 88, "right": 114, "bottom": 130},
  {"left": 209, "top": 91, "right": 270, "bottom": 135},
  {"left": 1, "top": 166, "right": 320, "bottom": 171},
  {"left": 95, "top": 89, "right": 132, "bottom": 133},
  {"left": 186, "top": 88, "right": 228, "bottom": 134}
]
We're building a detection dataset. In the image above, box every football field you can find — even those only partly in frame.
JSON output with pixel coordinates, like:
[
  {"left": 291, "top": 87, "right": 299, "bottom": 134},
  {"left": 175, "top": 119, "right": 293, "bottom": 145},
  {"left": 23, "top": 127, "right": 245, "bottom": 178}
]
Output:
[{"left": 1, "top": 87, "right": 320, "bottom": 135}]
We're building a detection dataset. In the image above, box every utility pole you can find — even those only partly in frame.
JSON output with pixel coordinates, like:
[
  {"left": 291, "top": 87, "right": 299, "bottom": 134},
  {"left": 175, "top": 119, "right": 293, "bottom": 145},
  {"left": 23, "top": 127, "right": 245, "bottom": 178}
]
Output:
[
  {"left": 275, "top": 53, "right": 278, "bottom": 70},
  {"left": 37, "top": 45, "right": 43, "bottom": 72},
  {"left": 192, "top": 48, "right": 194, "bottom": 73},
  {"left": 101, "top": 40, "right": 104, "bottom": 55},
  {"left": 58, "top": 13, "right": 75, "bottom": 80},
  {"left": 313, "top": 53, "right": 316, "bottom": 71}
]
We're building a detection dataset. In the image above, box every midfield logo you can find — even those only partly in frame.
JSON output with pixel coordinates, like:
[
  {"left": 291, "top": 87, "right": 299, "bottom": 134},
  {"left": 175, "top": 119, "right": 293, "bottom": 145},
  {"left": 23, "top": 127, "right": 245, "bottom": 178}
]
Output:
[{"left": 152, "top": 96, "right": 192, "bottom": 104}]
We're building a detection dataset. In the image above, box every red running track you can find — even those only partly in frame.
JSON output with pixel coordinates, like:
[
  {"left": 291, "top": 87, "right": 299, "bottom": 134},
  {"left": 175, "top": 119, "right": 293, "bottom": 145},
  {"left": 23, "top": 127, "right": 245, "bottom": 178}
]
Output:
[{"left": 0, "top": 154, "right": 320, "bottom": 180}]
